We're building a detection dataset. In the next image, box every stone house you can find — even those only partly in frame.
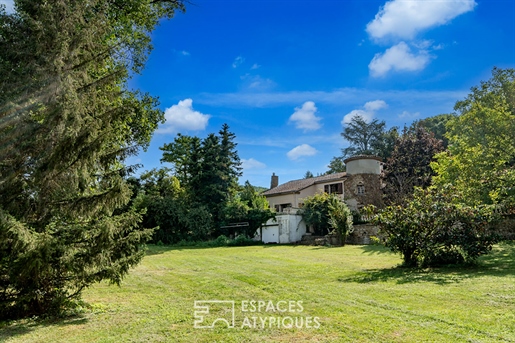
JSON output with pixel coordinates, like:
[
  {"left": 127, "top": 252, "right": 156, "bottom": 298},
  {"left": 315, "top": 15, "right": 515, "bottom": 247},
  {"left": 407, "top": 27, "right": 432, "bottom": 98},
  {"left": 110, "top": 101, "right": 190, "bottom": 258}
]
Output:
[{"left": 256, "top": 155, "right": 382, "bottom": 244}]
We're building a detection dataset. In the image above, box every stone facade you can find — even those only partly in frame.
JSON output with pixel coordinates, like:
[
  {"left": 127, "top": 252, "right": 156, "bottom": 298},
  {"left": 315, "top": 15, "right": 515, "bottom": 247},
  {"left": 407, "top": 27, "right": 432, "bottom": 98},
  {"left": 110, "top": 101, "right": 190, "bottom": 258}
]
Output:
[
  {"left": 261, "top": 155, "right": 384, "bottom": 244},
  {"left": 344, "top": 173, "right": 383, "bottom": 211},
  {"left": 346, "top": 224, "right": 381, "bottom": 245}
]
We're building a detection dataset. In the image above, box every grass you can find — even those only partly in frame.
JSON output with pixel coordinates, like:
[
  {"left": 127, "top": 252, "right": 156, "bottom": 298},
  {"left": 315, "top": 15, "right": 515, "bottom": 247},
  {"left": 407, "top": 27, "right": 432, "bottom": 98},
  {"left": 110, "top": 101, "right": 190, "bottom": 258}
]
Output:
[{"left": 1, "top": 242, "right": 515, "bottom": 342}]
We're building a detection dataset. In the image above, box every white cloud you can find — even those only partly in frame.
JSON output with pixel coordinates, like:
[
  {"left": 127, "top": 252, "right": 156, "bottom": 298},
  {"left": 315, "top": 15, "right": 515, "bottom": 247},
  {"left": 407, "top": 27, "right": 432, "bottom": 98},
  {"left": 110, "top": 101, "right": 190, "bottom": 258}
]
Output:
[
  {"left": 158, "top": 99, "right": 210, "bottom": 133},
  {"left": 251, "top": 63, "right": 261, "bottom": 70},
  {"left": 232, "top": 56, "right": 245, "bottom": 68},
  {"left": 241, "top": 158, "right": 266, "bottom": 170},
  {"left": 364, "top": 99, "right": 388, "bottom": 112},
  {"left": 287, "top": 144, "right": 318, "bottom": 161},
  {"left": 342, "top": 100, "right": 388, "bottom": 124},
  {"left": 196, "top": 88, "right": 467, "bottom": 111},
  {"left": 288, "top": 101, "right": 322, "bottom": 131},
  {"left": 180, "top": 50, "right": 190, "bottom": 56},
  {"left": 366, "top": 0, "right": 476, "bottom": 41},
  {"left": 343, "top": 109, "right": 372, "bottom": 124},
  {"left": 413, "top": 39, "right": 433, "bottom": 50},
  {"left": 248, "top": 77, "right": 275, "bottom": 90},
  {"left": 398, "top": 110, "right": 420, "bottom": 119},
  {"left": 433, "top": 43, "right": 445, "bottom": 50},
  {"left": 240, "top": 74, "right": 276, "bottom": 91},
  {"left": 369, "top": 42, "right": 431, "bottom": 78},
  {"left": 0, "top": 0, "right": 14, "bottom": 13}
]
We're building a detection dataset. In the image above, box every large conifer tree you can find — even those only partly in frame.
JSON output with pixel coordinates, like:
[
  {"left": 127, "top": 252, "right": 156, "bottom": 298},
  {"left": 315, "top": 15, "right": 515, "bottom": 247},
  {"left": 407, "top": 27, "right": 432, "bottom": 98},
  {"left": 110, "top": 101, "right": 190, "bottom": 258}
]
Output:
[
  {"left": 0, "top": 0, "right": 184, "bottom": 319},
  {"left": 160, "top": 125, "right": 242, "bottom": 236}
]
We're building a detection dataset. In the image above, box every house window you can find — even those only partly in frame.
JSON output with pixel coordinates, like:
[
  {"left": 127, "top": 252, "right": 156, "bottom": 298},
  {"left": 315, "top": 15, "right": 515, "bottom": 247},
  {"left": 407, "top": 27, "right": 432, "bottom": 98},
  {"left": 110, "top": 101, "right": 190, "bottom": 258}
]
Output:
[
  {"left": 275, "top": 203, "right": 292, "bottom": 212},
  {"left": 357, "top": 184, "right": 365, "bottom": 195},
  {"left": 324, "top": 183, "right": 343, "bottom": 194}
]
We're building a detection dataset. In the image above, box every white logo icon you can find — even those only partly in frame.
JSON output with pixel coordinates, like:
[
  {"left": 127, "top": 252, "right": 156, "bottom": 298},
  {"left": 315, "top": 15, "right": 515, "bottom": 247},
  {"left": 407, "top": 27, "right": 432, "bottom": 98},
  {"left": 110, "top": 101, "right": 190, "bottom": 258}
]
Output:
[{"left": 193, "top": 300, "right": 235, "bottom": 329}]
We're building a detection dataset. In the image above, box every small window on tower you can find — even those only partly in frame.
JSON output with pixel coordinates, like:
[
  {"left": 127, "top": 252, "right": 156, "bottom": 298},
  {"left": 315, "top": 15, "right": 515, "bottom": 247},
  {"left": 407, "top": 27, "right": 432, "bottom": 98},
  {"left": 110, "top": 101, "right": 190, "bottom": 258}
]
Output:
[{"left": 357, "top": 184, "right": 365, "bottom": 195}]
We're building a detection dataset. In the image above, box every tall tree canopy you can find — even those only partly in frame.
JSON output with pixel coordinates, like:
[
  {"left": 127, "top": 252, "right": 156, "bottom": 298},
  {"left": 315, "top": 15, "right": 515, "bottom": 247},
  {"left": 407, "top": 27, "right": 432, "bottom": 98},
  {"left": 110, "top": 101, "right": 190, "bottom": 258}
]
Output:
[
  {"left": 410, "top": 113, "right": 456, "bottom": 148},
  {"left": 432, "top": 68, "right": 515, "bottom": 206},
  {"left": 325, "top": 156, "right": 346, "bottom": 174},
  {"left": 160, "top": 124, "right": 242, "bottom": 234},
  {"left": 382, "top": 126, "right": 444, "bottom": 205},
  {"left": 0, "top": 0, "right": 184, "bottom": 319},
  {"left": 341, "top": 115, "right": 386, "bottom": 157},
  {"left": 340, "top": 115, "right": 396, "bottom": 160}
]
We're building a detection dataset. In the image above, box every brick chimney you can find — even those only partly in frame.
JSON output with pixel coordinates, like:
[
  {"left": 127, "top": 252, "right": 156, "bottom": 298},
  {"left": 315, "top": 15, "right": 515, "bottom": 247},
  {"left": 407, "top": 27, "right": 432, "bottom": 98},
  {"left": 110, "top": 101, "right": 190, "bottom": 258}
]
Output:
[{"left": 270, "top": 173, "right": 279, "bottom": 189}]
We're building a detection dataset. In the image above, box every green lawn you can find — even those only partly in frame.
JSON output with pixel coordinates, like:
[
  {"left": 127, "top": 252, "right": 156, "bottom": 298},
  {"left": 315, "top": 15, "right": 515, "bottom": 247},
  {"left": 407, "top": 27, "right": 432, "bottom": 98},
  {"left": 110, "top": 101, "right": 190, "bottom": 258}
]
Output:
[{"left": 2, "top": 242, "right": 515, "bottom": 342}]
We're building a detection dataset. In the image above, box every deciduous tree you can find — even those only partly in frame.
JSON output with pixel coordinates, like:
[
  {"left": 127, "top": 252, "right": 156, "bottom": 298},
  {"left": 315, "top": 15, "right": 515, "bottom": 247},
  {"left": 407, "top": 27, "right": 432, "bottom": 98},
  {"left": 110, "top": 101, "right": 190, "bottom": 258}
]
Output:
[
  {"left": 325, "top": 157, "right": 346, "bottom": 174},
  {"left": 410, "top": 113, "right": 456, "bottom": 148},
  {"left": 382, "top": 126, "right": 444, "bottom": 205},
  {"left": 432, "top": 68, "right": 515, "bottom": 206}
]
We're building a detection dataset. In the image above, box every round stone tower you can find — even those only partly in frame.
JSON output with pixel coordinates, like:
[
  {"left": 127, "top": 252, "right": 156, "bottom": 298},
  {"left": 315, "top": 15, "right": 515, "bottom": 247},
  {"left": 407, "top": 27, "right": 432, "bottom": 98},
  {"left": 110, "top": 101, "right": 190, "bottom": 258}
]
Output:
[{"left": 343, "top": 155, "right": 382, "bottom": 175}]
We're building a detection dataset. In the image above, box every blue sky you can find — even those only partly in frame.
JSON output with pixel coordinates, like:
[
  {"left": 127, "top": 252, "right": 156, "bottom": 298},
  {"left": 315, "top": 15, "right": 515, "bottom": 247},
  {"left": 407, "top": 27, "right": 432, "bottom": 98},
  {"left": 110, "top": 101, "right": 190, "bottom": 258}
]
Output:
[{"left": 2, "top": 0, "right": 514, "bottom": 188}]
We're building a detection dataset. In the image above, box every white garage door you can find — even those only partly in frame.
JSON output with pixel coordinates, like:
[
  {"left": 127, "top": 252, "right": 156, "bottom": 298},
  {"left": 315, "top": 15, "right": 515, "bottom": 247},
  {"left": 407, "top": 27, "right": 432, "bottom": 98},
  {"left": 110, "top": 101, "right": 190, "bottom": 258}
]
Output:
[{"left": 262, "top": 226, "right": 279, "bottom": 243}]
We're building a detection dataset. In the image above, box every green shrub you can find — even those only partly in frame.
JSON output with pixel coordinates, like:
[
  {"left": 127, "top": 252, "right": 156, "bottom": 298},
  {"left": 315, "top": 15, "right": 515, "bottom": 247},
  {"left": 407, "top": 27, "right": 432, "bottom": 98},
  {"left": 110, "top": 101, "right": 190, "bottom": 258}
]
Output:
[
  {"left": 302, "top": 193, "right": 353, "bottom": 239},
  {"left": 369, "top": 236, "right": 381, "bottom": 245},
  {"left": 327, "top": 196, "right": 353, "bottom": 246},
  {"left": 366, "top": 187, "right": 500, "bottom": 267}
]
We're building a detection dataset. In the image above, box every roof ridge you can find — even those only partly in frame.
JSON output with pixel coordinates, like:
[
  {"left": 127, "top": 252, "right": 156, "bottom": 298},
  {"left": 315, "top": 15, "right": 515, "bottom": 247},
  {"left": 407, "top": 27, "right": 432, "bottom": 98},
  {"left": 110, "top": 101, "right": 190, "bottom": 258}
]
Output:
[{"left": 262, "top": 172, "right": 346, "bottom": 196}]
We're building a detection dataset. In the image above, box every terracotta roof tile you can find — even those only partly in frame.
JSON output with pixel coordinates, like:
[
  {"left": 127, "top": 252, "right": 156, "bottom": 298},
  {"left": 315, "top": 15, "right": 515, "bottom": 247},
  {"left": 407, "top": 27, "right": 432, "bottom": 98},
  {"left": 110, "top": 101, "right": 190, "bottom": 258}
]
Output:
[{"left": 262, "top": 172, "right": 346, "bottom": 196}]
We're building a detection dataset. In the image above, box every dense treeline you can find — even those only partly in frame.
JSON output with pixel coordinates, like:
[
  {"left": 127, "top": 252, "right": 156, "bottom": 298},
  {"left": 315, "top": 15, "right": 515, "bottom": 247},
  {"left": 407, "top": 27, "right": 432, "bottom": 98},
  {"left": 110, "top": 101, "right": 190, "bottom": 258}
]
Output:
[
  {"left": 129, "top": 125, "right": 275, "bottom": 244},
  {"left": 348, "top": 68, "right": 515, "bottom": 267}
]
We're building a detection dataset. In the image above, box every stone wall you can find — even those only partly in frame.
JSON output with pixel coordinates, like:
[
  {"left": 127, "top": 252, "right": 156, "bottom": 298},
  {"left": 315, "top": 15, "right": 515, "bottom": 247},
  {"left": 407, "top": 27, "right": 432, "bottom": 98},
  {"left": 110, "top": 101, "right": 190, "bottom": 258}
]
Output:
[
  {"left": 300, "top": 224, "right": 381, "bottom": 246},
  {"left": 346, "top": 224, "right": 381, "bottom": 245}
]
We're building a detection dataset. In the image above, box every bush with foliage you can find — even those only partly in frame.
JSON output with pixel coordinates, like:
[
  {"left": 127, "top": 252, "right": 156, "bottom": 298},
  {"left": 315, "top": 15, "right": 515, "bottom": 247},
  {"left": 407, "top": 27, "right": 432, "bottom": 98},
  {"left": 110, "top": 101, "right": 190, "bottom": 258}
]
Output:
[
  {"left": 222, "top": 181, "right": 276, "bottom": 238},
  {"left": 302, "top": 193, "right": 353, "bottom": 243},
  {"left": 327, "top": 196, "right": 353, "bottom": 245},
  {"left": 302, "top": 193, "right": 333, "bottom": 235},
  {"left": 366, "top": 187, "right": 500, "bottom": 267}
]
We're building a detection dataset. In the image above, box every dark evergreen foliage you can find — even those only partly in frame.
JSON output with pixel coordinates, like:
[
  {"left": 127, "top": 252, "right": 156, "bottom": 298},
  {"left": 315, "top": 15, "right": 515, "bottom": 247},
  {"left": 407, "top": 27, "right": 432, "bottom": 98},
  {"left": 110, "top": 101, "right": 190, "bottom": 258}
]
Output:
[
  {"left": 0, "top": 0, "right": 184, "bottom": 319},
  {"left": 160, "top": 125, "right": 243, "bottom": 237}
]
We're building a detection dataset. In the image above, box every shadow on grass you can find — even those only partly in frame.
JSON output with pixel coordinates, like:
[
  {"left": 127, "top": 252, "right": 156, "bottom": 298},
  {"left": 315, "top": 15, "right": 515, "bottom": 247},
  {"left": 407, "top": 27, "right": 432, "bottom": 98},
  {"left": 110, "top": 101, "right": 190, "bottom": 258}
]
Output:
[
  {"left": 144, "top": 245, "right": 175, "bottom": 256},
  {"left": 147, "top": 243, "right": 307, "bottom": 252},
  {"left": 0, "top": 315, "right": 88, "bottom": 341},
  {"left": 339, "top": 241, "right": 515, "bottom": 285},
  {"left": 358, "top": 244, "right": 393, "bottom": 255}
]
